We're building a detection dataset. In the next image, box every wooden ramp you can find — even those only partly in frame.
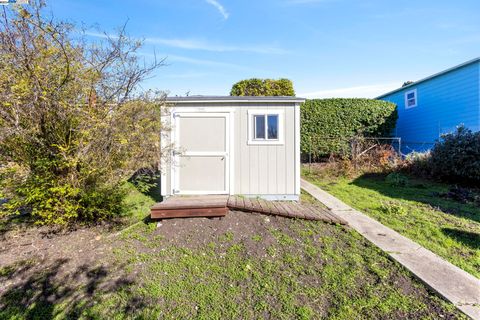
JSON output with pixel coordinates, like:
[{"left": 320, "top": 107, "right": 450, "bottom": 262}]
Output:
[
  {"left": 227, "top": 196, "right": 348, "bottom": 225},
  {"left": 150, "top": 195, "right": 347, "bottom": 225}
]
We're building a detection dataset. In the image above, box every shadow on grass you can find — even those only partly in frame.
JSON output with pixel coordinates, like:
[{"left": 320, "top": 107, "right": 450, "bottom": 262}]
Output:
[
  {"left": 129, "top": 169, "right": 164, "bottom": 204},
  {"left": 350, "top": 172, "right": 480, "bottom": 224},
  {"left": 442, "top": 228, "right": 480, "bottom": 250},
  {"left": 0, "top": 258, "right": 143, "bottom": 319}
]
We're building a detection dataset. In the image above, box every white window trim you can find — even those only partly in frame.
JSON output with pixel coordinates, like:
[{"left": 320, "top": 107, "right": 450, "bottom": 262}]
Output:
[
  {"left": 247, "top": 109, "right": 284, "bottom": 145},
  {"left": 404, "top": 89, "right": 418, "bottom": 109}
]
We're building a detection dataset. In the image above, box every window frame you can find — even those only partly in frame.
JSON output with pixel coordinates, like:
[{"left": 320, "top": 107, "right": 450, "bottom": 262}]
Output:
[
  {"left": 404, "top": 89, "right": 418, "bottom": 109},
  {"left": 247, "top": 109, "right": 284, "bottom": 145}
]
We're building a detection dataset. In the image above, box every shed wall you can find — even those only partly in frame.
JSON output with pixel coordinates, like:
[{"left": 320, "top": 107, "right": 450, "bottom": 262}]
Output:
[
  {"left": 234, "top": 105, "right": 296, "bottom": 196},
  {"left": 161, "top": 102, "right": 299, "bottom": 198}
]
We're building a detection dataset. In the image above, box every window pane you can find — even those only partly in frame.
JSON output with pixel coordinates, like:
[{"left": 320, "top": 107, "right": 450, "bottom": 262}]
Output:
[
  {"left": 267, "top": 115, "right": 278, "bottom": 139},
  {"left": 254, "top": 115, "right": 265, "bottom": 139},
  {"left": 408, "top": 99, "right": 416, "bottom": 107},
  {"left": 407, "top": 92, "right": 415, "bottom": 99}
]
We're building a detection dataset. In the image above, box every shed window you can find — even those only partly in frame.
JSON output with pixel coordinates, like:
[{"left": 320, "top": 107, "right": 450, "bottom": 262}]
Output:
[
  {"left": 254, "top": 114, "right": 278, "bottom": 140},
  {"left": 254, "top": 115, "right": 266, "bottom": 139},
  {"left": 248, "top": 110, "right": 284, "bottom": 145},
  {"left": 405, "top": 89, "right": 417, "bottom": 109}
]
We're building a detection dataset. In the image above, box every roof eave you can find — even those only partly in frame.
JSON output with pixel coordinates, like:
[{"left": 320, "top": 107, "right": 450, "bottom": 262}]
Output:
[
  {"left": 376, "top": 57, "right": 480, "bottom": 99},
  {"left": 166, "top": 96, "right": 306, "bottom": 104}
]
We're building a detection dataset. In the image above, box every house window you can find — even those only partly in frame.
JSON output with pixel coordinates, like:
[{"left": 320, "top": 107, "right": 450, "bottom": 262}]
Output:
[
  {"left": 405, "top": 89, "right": 417, "bottom": 109},
  {"left": 248, "top": 110, "right": 284, "bottom": 145}
]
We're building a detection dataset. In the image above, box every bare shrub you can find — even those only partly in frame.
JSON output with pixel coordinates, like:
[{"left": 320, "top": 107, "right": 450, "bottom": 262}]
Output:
[{"left": 0, "top": 1, "right": 168, "bottom": 224}]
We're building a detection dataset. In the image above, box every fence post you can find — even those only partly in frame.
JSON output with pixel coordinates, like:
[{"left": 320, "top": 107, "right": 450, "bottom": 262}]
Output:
[
  {"left": 309, "top": 136, "right": 312, "bottom": 173},
  {"left": 352, "top": 137, "right": 358, "bottom": 171},
  {"left": 398, "top": 138, "right": 402, "bottom": 158}
]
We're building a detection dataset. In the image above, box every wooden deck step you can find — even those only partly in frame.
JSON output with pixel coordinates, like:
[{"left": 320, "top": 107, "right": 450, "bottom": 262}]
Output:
[{"left": 151, "top": 196, "right": 228, "bottom": 219}]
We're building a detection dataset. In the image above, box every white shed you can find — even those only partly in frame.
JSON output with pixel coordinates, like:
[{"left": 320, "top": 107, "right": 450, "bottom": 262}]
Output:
[{"left": 160, "top": 96, "right": 305, "bottom": 201}]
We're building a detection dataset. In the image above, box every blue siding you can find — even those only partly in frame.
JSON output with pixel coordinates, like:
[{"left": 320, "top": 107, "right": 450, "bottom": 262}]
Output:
[{"left": 380, "top": 61, "right": 480, "bottom": 153}]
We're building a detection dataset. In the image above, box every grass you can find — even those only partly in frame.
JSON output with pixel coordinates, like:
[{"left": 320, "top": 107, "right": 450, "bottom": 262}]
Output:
[
  {"left": 60, "top": 220, "right": 459, "bottom": 319},
  {"left": 303, "top": 166, "right": 480, "bottom": 278},
  {"left": 0, "top": 181, "right": 466, "bottom": 319}
]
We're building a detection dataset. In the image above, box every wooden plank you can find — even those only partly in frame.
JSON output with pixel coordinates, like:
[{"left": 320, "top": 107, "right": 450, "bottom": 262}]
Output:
[
  {"left": 152, "top": 197, "right": 228, "bottom": 210},
  {"left": 251, "top": 198, "right": 263, "bottom": 213},
  {"left": 243, "top": 197, "right": 255, "bottom": 211},
  {"left": 227, "top": 196, "right": 236, "bottom": 208},
  {"left": 268, "top": 201, "right": 282, "bottom": 215},
  {"left": 310, "top": 206, "right": 332, "bottom": 223},
  {"left": 256, "top": 199, "right": 265, "bottom": 213},
  {"left": 257, "top": 199, "right": 270, "bottom": 214},
  {"left": 326, "top": 211, "right": 348, "bottom": 225},
  {"left": 277, "top": 202, "right": 297, "bottom": 218},
  {"left": 235, "top": 196, "right": 240, "bottom": 208},
  {"left": 151, "top": 207, "right": 227, "bottom": 219},
  {"left": 271, "top": 201, "right": 289, "bottom": 216},
  {"left": 262, "top": 200, "right": 275, "bottom": 214},
  {"left": 229, "top": 196, "right": 240, "bottom": 210},
  {"left": 239, "top": 197, "right": 245, "bottom": 210},
  {"left": 314, "top": 206, "right": 345, "bottom": 224},
  {"left": 287, "top": 203, "right": 309, "bottom": 220},
  {"left": 299, "top": 204, "right": 316, "bottom": 220}
]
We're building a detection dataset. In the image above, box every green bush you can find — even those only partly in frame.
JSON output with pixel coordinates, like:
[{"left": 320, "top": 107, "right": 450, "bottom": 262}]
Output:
[
  {"left": 301, "top": 99, "right": 398, "bottom": 158},
  {"left": 429, "top": 126, "right": 480, "bottom": 184},
  {"left": 379, "top": 201, "right": 407, "bottom": 216},
  {"left": 0, "top": 3, "right": 166, "bottom": 225},
  {"left": 230, "top": 78, "right": 295, "bottom": 96}
]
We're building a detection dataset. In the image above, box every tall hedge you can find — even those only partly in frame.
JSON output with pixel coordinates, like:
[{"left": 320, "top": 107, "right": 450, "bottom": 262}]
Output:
[
  {"left": 230, "top": 78, "right": 295, "bottom": 96},
  {"left": 301, "top": 99, "right": 398, "bottom": 158}
]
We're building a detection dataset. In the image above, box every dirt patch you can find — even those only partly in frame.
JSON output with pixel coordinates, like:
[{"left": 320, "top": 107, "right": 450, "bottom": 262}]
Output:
[
  {"left": 0, "top": 211, "right": 466, "bottom": 319},
  {"left": 154, "top": 211, "right": 279, "bottom": 250},
  {"left": 0, "top": 223, "right": 112, "bottom": 270}
]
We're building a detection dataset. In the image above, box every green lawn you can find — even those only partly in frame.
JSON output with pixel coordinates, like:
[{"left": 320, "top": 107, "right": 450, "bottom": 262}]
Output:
[
  {"left": 0, "top": 185, "right": 466, "bottom": 319},
  {"left": 303, "top": 166, "right": 480, "bottom": 278}
]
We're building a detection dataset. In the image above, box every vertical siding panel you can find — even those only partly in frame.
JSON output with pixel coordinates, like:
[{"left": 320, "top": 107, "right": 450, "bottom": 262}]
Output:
[
  {"left": 258, "top": 147, "right": 268, "bottom": 193},
  {"left": 285, "top": 107, "right": 295, "bottom": 194},
  {"left": 268, "top": 145, "right": 277, "bottom": 194},
  {"left": 276, "top": 144, "right": 286, "bottom": 194},
  {"left": 234, "top": 108, "right": 242, "bottom": 194},
  {"left": 240, "top": 108, "right": 250, "bottom": 194},
  {"left": 249, "top": 145, "right": 258, "bottom": 194}
]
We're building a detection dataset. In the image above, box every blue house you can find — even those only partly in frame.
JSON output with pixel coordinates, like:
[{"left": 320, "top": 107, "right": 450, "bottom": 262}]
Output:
[{"left": 377, "top": 58, "right": 480, "bottom": 153}]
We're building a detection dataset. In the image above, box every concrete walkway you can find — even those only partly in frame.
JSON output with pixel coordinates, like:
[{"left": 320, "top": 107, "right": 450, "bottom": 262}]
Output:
[{"left": 301, "top": 179, "right": 480, "bottom": 320}]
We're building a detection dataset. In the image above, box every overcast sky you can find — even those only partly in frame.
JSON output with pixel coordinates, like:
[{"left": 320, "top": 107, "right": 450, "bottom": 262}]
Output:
[{"left": 47, "top": 0, "right": 480, "bottom": 98}]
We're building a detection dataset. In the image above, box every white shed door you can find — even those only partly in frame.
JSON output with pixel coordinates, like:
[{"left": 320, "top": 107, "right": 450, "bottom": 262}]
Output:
[{"left": 173, "top": 113, "right": 230, "bottom": 195}]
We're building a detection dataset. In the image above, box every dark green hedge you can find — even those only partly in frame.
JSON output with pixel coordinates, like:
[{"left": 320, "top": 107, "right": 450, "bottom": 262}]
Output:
[
  {"left": 301, "top": 99, "right": 398, "bottom": 158},
  {"left": 230, "top": 78, "right": 295, "bottom": 96},
  {"left": 429, "top": 126, "right": 480, "bottom": 184}
]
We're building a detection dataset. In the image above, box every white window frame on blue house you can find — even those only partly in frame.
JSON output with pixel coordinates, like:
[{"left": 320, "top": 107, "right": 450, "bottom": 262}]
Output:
[{"left": 404, "top": 89, "right": 418, "bottom": 109}]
